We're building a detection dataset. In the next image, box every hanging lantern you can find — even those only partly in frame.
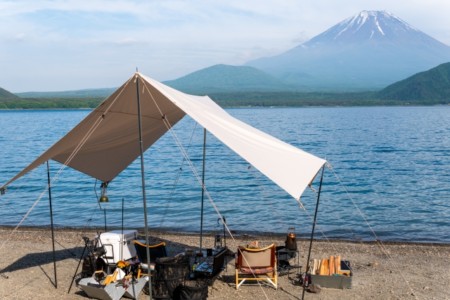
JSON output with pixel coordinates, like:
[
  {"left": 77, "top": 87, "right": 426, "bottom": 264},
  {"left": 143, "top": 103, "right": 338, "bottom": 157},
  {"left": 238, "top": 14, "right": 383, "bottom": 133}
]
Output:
[
  {"left": 285, "top": 227, "right": 297, "bottom": 250},
  {"left": 99, "top": 195, "right": 109, "bottom": 203},
  {"left": 99, "top": 181, "right": 109, "bottom": 203}
]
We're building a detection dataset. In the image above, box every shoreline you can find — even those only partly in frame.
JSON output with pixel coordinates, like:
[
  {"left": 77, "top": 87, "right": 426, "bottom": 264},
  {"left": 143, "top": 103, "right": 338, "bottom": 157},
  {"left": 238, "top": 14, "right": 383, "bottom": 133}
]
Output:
[
  {"left": 1, "top": 227, "right": 450, "bottom": 299},
  {"left": 1, "top": 104, "right": 449, "bottom": 111},
  {"left": 2, "top": 225, "right": 449, "bottom": 247}
]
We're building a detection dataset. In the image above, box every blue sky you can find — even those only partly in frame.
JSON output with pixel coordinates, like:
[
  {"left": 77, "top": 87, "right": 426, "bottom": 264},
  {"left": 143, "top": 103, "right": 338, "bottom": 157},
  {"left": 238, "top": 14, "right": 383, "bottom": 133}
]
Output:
[{"left": 1, "top": 0, "right": 450, "bottom": 92}]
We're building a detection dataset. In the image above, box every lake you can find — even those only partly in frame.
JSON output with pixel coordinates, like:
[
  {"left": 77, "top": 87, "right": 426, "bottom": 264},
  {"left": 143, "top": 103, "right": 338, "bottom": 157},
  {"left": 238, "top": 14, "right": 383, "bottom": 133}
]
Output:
[{"left": 0, "top": 106, "right": 449, "bottom": 243}]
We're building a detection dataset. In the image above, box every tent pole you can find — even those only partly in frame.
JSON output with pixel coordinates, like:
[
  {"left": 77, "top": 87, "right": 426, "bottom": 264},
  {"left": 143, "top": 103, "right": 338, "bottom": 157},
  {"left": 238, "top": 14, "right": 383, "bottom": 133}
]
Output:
[
  {"left": 121, "top": 197, "right": 124, "bottom": 261},
  {"left": 46, "top": 161, "right": 58, "bottom": 289},
  {"left": 199, "top": 128, "right": 206, "bottom": 254},
  {"left": 302, "top": 165, "right": 325, "bottom": 300},
  {"left": 135, "top": 74, "right": 152, "bottom": 300},
  {"left": 103, "top": 208, "right": 107, "bottom": 232}
]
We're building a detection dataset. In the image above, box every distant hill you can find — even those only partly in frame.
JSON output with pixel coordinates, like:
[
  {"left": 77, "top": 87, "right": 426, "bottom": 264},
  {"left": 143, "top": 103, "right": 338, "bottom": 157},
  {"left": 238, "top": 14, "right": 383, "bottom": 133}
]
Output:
[
  {"left": 0, "top": 87, "right": 19, "bottom": 99},
  {"left": 0, "top": 87, "right": 105, "bottom": 109},
  {"left": 246, "top": 10, "right": 450, "bottom": 91},
  {"left": 4, "top": 61, "right": 450, "bottom": 109},
  {"left": 16, "top": 88, "right": 115, "bottom": 99},
  {"left": 163, "top": 64, "right": 292, "bottom": 94},
  {"left": 378, "top": 62, "right": 450, "bottom": 103}
]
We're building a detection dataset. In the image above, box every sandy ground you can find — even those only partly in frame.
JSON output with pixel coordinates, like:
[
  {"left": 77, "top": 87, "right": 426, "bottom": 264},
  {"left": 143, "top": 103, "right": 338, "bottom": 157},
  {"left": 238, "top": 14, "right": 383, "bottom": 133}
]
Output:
[{"left": 0, "top": 227, "right": 449, "bottom": 300}]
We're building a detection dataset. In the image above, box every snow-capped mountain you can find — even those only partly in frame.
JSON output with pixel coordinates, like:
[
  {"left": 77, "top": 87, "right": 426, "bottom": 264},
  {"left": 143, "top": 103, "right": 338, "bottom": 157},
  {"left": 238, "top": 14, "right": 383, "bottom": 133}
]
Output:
[
  {"left": 306, "top": 10, "right": 432, "bottom": 45},
  {"left": 246, "top": 10, "right": 450, "bottom": 91}
]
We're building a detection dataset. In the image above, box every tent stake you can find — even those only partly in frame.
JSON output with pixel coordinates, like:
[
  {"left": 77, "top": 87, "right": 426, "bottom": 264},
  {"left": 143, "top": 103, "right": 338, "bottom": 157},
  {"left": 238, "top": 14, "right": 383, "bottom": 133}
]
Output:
[
  {"left": 46, "top": 161, "right": 58, "bottom": 289},
  {"left": 199, "top": 128, "right": 206, "bottom": 254},
  {"left": 136, "top": 74, "right": 152, "bottom": 300},
  {"left": 302, "top": 165, "right": 325, "bottom": 300}
]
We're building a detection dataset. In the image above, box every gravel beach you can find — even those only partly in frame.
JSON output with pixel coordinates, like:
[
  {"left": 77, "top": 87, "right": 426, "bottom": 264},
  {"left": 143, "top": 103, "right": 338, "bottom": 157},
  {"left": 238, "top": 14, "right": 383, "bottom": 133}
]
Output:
[{"left": 0, "top": 227, "right": 449, "bottom": 300}]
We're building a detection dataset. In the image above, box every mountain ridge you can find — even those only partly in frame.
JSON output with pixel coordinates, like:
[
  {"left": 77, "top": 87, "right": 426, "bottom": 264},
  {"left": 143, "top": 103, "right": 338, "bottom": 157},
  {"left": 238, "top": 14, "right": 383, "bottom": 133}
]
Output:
[
  {"left": 0, "top": 87, "right": 19, "bottom": 99},
  {"left": 163, "top": 64, "right": 293, "bottom": 94},
  {"left": 378, "top": 62, "right": 450, "bottom": 102},
  {"left": 246, "top": 10, "right": 450, "bottom": 91}
]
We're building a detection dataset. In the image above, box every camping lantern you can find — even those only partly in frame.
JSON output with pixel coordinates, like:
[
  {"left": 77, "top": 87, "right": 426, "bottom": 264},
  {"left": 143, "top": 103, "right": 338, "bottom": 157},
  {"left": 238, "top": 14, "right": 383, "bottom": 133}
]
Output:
[
  {"left": 99, "top": 195, "right": 108, "bottom": 203},
  {"left": 285, "top": 227, "right": 297, "bottom": 250},
  {"left": 99, "top": 182, "right": 109, "bottom": 203}
]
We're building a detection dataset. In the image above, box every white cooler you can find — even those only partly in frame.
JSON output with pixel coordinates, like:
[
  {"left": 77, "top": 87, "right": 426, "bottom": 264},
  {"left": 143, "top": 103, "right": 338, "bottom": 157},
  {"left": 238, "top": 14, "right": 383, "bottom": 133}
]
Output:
[{"left": 97, "top": 230, "right": 138, "bottom": 264}]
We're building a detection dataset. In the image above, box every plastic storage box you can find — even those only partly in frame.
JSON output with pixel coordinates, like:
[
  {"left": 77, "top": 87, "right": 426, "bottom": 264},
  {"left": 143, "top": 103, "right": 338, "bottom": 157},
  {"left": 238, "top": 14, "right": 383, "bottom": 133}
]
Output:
[{"left": 98, "top": 230, "right": 138, "bottom": 264}]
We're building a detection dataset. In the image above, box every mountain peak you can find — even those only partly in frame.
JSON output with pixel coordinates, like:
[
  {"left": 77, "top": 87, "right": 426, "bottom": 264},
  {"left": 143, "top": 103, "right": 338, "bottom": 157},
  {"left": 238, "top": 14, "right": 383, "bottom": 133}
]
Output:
[
  {"left": 164, "top": 64, "right": 291, "bottom": 94},
  {"left": 246, "top": 10, "right": 450, "bottom": 91},
  {"left": 305, "top": 10, "right": 422, "bottom": 46}
]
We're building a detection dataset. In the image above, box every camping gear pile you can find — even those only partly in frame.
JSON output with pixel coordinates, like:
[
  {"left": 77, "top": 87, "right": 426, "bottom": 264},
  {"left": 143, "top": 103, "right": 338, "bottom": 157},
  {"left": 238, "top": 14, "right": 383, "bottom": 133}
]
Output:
[
  {"left": 75, "top": 230, "right": 211, "bottom": 300},
  {"left": 76, "top": 230, "right": 147, "bottom": 300}
]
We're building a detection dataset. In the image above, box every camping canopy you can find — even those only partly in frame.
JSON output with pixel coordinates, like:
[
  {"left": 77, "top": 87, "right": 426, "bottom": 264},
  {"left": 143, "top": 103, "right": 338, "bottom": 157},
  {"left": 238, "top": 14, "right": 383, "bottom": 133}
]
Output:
[{"left": 0, "top": 72, "right": 326, "bottom": 200}]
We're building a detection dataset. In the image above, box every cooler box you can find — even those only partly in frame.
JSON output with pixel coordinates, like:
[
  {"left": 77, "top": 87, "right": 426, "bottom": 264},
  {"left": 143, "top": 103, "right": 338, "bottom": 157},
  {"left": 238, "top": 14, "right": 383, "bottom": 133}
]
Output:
[{"left": 98, "top": 230, "right": 138, "bottom": 264}]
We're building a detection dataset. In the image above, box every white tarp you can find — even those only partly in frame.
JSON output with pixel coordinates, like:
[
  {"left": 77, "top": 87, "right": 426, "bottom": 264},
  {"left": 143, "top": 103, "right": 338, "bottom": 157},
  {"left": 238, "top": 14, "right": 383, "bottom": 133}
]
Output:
[{"left": 1, "top": 72, "right": 326, "bottom": 200}]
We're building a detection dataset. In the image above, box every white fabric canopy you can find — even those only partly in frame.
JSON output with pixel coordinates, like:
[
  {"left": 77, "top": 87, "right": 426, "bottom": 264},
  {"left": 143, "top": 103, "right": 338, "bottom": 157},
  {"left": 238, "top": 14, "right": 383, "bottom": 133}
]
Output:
[{"left": 1, "top": 72, "right": 326, "bottom": 200}]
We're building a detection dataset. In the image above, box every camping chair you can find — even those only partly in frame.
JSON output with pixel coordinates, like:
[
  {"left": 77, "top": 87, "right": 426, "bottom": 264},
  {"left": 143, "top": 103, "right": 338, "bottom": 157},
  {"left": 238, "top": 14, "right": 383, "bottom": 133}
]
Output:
[
  {"left": 133, "top": 240, "right": 167, "bottom": 277},
  {"left": 235, "top": 243, "right": 277, "bottom": 290}
]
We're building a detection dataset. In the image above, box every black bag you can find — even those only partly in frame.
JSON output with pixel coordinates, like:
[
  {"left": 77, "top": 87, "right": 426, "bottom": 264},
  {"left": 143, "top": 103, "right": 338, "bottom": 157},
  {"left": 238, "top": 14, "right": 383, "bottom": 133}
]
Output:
[
  {"left": 153, "top": 256, "right": 190, "bottom": 299},
  {"left": 173, "top": 280, "right": 208, "bottom": 300}
]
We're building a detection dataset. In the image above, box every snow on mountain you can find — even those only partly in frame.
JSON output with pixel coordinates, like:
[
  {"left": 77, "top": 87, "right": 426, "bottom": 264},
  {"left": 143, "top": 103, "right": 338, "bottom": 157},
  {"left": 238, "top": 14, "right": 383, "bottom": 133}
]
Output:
[
  {"left": 246, "top": 10, "right": 450, "bottom": 91},
  {"left": 310, "top": 11, "right": 412, "bottom": 43},
  {"left": 304, "top": 10, "right": 448, "bottom": 48}
]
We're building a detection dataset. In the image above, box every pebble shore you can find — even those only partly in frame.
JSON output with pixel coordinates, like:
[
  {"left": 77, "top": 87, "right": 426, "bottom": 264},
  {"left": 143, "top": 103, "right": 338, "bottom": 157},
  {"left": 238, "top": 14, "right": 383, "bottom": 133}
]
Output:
[{"left": 0, "top": 227, "right": 449, "bottom": 299}]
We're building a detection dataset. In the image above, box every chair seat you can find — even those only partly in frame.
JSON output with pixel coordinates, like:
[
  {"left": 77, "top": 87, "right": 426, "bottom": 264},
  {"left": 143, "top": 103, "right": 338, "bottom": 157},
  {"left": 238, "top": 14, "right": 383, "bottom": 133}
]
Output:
[
  {"left": 133, "top": 240, "right": 167, "bottom": 277},
  {"left": 235, "top": 243, "right": 277, "bottom": 290},
  {"left": 240, "top": 266, "right": 274, "bottom": 274}
]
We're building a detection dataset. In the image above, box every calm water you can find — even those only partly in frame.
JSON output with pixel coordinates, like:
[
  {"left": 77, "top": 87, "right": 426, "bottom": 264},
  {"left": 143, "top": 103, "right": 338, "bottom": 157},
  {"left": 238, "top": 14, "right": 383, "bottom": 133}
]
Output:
[{"left": 0, "top": 107, "right": 449, "bottom": 243}]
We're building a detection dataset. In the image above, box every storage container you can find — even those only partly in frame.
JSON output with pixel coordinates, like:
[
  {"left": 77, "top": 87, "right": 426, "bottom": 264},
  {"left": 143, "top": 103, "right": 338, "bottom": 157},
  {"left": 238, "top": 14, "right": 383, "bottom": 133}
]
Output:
[
  {"left": 310, "top": 260, "right": 352, "bottom": 289},
  {"left": 97, "top": 230, "right": 138, "bottom": 264}
]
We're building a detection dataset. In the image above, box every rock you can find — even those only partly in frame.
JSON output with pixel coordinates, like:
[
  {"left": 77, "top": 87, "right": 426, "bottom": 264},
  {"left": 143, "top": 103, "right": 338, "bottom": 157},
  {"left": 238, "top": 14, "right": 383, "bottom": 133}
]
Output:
[
  {"left": 308, "top": 284, "right": 322, "bottom": 294},
  {"left": 367, "top": 261, "right": 379, "bottom": 267}
]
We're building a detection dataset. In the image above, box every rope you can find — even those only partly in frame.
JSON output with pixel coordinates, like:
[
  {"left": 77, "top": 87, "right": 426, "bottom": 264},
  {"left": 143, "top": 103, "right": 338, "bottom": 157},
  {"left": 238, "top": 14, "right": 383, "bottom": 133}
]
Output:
[
  {"left": 158, "top": 122, "right": 199, "bottom": 228},
  {"left": 0, "top": 76, "right": 134, "bottom": 253},
  {"left": 161, "top": 111, "right": 273, "bottom": 299},
  {"left": 297, "top": 163, "right": 364, "bottom": 244},
  {"left": 140, "top": 79, "right": 271, "bottom": 299},
  {"left": 0, "top": 187, "right": 81, "bottom": 257},
  {"left": 0, "top": 184, "right": 49, "bottom": 251},
  {"left": 246, "top": 165, "right": 287, "bottom": 232},
  {"left": 327, "top": 162, "right": 418, "bottom": 299},
  {"left": 0, "top": 167, "right": 104, "bottom": 262},
  {"left": 268, "top": 161, "right": 419, "bottom": 300}
]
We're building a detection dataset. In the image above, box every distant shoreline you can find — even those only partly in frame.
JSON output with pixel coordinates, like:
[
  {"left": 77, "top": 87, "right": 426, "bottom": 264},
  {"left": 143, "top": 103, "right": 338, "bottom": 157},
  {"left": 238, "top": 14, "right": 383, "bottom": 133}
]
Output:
[
  {"left": 0, "top": 103, "right": 449, "bottom": 111},
  {"left": 1, "top": 90, "right": 449, "bottom": 109},
  {"left": 2, "top": 225, "right": 449, "bottom": 246}
]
